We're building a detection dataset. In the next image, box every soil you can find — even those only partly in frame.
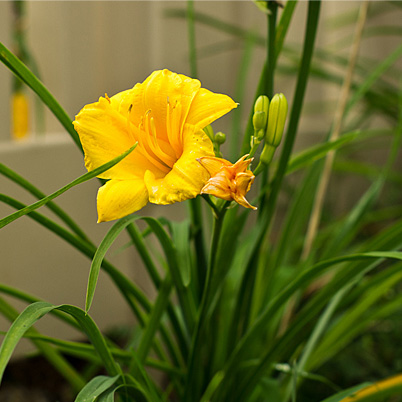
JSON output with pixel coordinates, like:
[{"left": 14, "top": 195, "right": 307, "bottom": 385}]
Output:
[{"left": 0, "top": 355, "right": 80, "bottom": 402}]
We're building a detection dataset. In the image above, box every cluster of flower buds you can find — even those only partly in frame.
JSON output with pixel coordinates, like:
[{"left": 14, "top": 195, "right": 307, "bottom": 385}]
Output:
[
  {"left": 204, "top": 124, "right": 226, "bottom": 157},
  {"left": 260, "top": 93, "right": 288, "bottom": 165},
  {"left": 251, "top": 93, "right": 288, "bottom": 168},
  {"left": 251, "top": 95, "right": 269, "bottom": 148}
]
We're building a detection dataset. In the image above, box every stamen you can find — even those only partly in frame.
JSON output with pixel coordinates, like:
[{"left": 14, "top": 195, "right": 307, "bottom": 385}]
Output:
[
  {"left": 143, "top": 112, "right": 176, "bottom": 168},
  {"left": 127, "top": 107, "right": 170, "bottom": 174},
  {"left": 167, "top": 101, "right": 183, "bottom": 158}
]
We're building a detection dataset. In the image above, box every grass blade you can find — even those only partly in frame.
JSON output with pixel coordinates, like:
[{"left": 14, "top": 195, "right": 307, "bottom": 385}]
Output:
[
  {"left": 86, "top": 215, "right": 139, "bottom": 312},
  {"left": 0, "top": 143, "right": 137, "bottom": 229},
  {"left": 217, "top": 251, "right": 402, "bottom": 400},
  {"left": 0, "top": 163, "right": 90, "bottom": 241},
  {"left": 135, "top": 273, "right": 173, "bottom": 366},
  {"left": 75, "top": 375, "right": 120, "bottom": 402},
  {"left": 0, "top": 297, "right": 86, "bottom": 391},
  {"left": 0, "top": 302, "right": 122, "bottom": 383},
  {"left": 143, "top": 216, "right": 196, "bottom": 333},
  {"left": 285, "top": 130, "right": 360, "bottom": 174},
  {"left": 319, "top": 383, "right": 372, "bottom": 402}
]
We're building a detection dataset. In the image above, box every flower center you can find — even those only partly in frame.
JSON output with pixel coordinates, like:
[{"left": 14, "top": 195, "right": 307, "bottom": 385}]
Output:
[{"left": 127, "top": 101, "right": 185, "bottom": 175}]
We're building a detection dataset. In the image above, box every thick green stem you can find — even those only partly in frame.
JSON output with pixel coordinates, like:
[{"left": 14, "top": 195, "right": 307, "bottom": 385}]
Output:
[
  {"left": 259, "top": 0, "right": 278, "bottom": 209},
  {"left": 189, "top": 197, "right": 208, "bottom": 295}
]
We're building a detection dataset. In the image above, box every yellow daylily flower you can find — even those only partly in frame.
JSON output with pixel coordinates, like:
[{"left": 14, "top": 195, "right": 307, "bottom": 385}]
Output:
[
  {"left": 73, "top": 69, "right": 237, "bottom": 222},
  {"left": 197, "top": 155, "right": 257, "bottom": 210}
]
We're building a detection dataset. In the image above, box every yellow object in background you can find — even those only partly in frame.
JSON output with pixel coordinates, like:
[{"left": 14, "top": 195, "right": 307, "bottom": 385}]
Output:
[{"left": 11, "top": 91, "right": 29, "bottom": 140}]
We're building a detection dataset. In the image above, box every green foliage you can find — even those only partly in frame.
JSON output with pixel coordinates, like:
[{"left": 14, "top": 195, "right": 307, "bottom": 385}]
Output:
[{"left": 1, "top": 2, "right": 402, "bottom": 401}]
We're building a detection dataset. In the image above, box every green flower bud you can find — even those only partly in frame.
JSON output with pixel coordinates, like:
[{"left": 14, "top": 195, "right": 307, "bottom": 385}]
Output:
[
  {"left": 214, "top": 131, "right": 226, "bottom": 145},
  {"left": 253, "top": 111, "right": 267, "bottom": 133},
  {"left": 259, "top": 144, "right": 276, "bottom": 166},
  {"left": 265, "top": 93, "right": 288, "bottom": 147},
  {"left": 204, "top": 124, "right": 214, "bottom": 141},
  {"left": 253, "top": 95, "right": 269, "bottom": 132}
]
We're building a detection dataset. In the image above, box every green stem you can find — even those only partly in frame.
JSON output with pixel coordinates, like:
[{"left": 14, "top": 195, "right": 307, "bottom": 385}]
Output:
[
  {"left": 259, "top": 0, "right": 278, "bottom": 208},
  {"left": 189, "top": 197, "right": 208, "bottom": 296},
  {"left": 265, "top": 1, "right": 277, "bottom": 98},
  {"left": 184, "top": 206, "right": 227, "bottom": 401},
  {"left": 240, "top": 0, "right": 297, "bottom": 156},
  {"left": 187, "top": 0, "right": 198, "bottom": 78}
]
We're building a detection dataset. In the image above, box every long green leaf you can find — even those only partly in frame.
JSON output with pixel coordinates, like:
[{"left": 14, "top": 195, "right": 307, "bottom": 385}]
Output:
[
  {"left": 86, "top": 215, "right": 139, "bottom": 312},
  {"left": 319, "top": 383, "right": 372, "bottom": 402},
  {"left": 171, "top": 220, "right": 192, "bottom": 287},
  {"left": 200, "top": 371, "right": 225, "bottom": 402},
  {"left": 239, "top": 252, "right": 402, "bottom": 399},
  {"left": 96, "top": 383, "right": 149, "bottom": 402},
  {"left": 0, "top": 143, "right": 137, "bottom": 229},
  {"left": 0, "top": 283, "right": 79, "bottom": 329},
  {"left": 143, "top": 216, "right": 196, "bottom": 333},
  {"left": 127, "top": 353, "right": 164, "bottom": 401},
  {"left": 0, "top": 194, "right": 150, "bottom": 314},
  {"left": 0, "top": 163, "right": 90, "bottom": 241},
  {"left": 217, "top": 251, "right": 402, "bottom": 400},
  {"left": 307, "top": 263, "right": 402, "bottom": 371},
  {"left": 344, "top": 43, "right": 402, "bottom": 118},
  {"left": 135, "top": 273, "right": 173, "bottom": 366},
  {"left": 285, "top": 131, "right": 360, "bottom": 174},
  {"left": 0, "top": 297, "right": 86, "bottom": 391},
  {"left": 75, "top": 375, "right": 120, "bottom": 402},
  {"left": 0, "top": 194, "right": 183, "bottom": 371},
  {"left": 125, "top": 222, "right": 187, "bottom": 365},
  {"left": 0, "top": 302, "right": 121, "bottom": 384},
  {"left": 255, "top": 0, "right": 321, "bottom": 239}
]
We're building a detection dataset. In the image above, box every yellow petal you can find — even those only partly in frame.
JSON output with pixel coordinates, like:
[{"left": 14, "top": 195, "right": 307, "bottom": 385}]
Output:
[
  {"left": 197, "top": 156, "right": 232, "bottom": 177},
  {"left": 124, "top": 70, "right": 201, "bottom": 143},
  {"left": 233, "top": 193, "right": 257, "bottom": 210},
  {"left": 236, "top": 172, "right": 255, "bottom": 194},
  {"left": 234, "top": 172, "right": 256, "bottom": 210},
  {"left": 145, "top": 126, "right": 214, "bottom": 205},
  {"left": 97, "top": 179, "right": 149, "bottom": 222},
  {"left": 73, "top": 96, "right": 157, "bottom": 180},
  {"left": 200, "top": 172, "right": 233, "bottom": 201},
  {"left": 186, "top": 88, "right": 238, "bottom": 130},
  {"left": 232, "top": 155, "right": 252, "bottom": 172}
]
